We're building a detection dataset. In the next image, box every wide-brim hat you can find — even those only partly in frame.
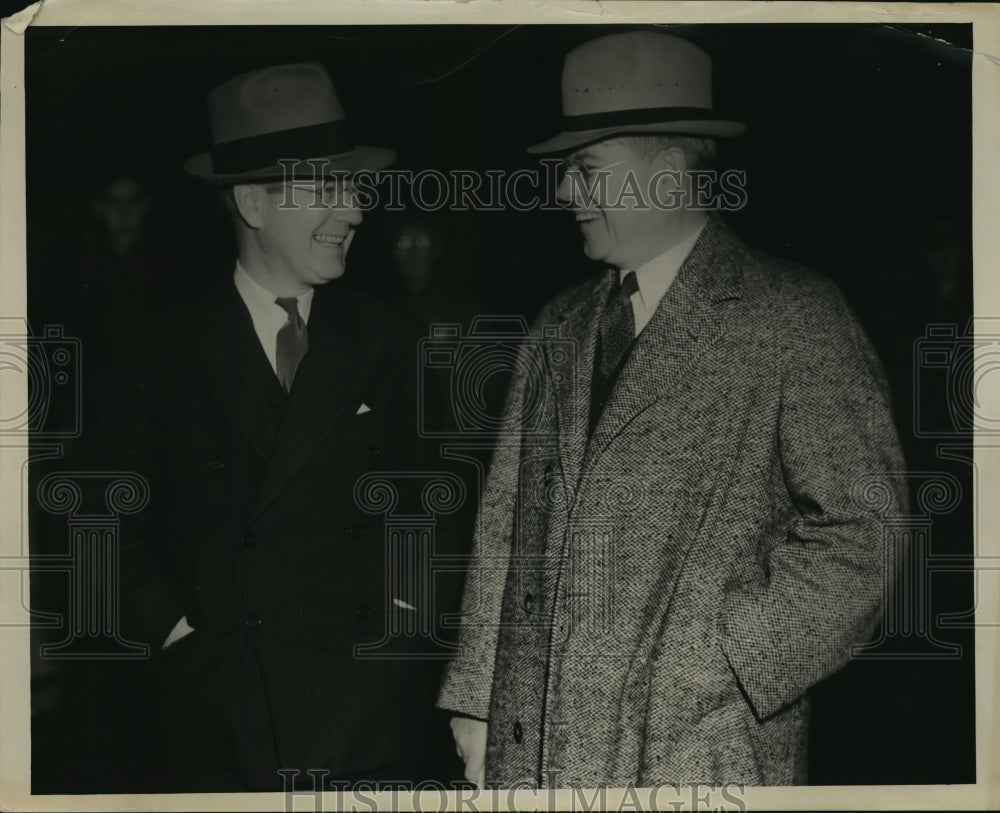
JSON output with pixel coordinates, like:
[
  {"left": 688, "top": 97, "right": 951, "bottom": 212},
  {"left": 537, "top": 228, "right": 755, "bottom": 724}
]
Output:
[
  {"left": 527, "top": 32, "right": 745, "bottom": 155},
  {"left": 185, "top": 61, "right": 395, "bottom": 184}
]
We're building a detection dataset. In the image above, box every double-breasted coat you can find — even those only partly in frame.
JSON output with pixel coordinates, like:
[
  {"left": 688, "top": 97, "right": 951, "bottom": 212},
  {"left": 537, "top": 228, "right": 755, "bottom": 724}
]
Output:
[
  {"left": 437, "top": 217, "right": 907, "bottom": 786},
  {"left": 115, "top": 276, "right": 468, "bottom": 790}
]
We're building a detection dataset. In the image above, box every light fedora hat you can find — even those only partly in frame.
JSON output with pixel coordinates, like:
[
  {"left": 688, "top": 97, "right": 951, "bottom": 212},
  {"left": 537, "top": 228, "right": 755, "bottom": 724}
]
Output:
[
  {"left": 185, "top": 61, "right": 395, "bottom": 184},
  {"left": 527, "top": 31, "right": 745, "bottom": 155}
]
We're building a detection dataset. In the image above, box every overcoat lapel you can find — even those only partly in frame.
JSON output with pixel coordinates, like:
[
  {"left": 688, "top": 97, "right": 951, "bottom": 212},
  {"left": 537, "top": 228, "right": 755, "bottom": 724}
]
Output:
[
  {"left": 190, "top": 279, "right": 286, "bottom": 462},
  {"left": 548, "top": 271, "right": 615, "bottom": 495},
  {"left": 580, "top": 217, "right": 746, "bottom": 478},
  {"left": 251, "top": 289, "right": 381, "bottom": 519}
]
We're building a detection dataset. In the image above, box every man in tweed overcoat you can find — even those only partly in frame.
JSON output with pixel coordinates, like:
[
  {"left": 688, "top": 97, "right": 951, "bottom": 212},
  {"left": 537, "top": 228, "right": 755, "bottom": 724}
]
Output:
[{"left": 438, "top": 32, "right": 907, "bottom": 787}]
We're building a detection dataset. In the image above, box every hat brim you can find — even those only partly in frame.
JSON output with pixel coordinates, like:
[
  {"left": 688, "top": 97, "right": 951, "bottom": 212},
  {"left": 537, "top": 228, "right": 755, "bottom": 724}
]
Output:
[
  {"left": 184, "top": 145, "right": 396, "bottom": 184},
  {"left": 527, "top": 120, "right": 746, "bottom": 155}
]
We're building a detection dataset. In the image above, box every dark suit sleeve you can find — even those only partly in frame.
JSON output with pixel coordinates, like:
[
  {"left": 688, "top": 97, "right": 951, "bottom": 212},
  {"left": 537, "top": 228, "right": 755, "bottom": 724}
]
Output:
[
  {"left": 107, "top": 322, "right": 187, "bottom": 652},
  {"left": 411, "top": 331, "right": 477, "bottom": 646},
  {"left": 719, "top": 279, "right": 908, "bottom": 720}
]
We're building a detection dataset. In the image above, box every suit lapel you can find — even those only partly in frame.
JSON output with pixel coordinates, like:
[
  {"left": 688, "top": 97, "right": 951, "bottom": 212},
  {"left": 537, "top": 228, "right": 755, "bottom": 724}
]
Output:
[
  {"left": 251, "top": 287, "right": 381, "bottom": 519},
  {"left": 190, "top": 278, "right": 286, "bottom": 461},
  {"left": 581, "top": 216, "right": 746, "bottom": 476}
]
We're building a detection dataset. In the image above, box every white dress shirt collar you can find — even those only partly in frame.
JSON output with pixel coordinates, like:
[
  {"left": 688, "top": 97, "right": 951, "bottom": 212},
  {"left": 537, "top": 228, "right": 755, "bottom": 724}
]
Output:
[
  {"left": 233, "top": 260, "right": 314, "bottom": 375},
  {"left": 618, "top": 220, "right": 707, "bottom": 337}
]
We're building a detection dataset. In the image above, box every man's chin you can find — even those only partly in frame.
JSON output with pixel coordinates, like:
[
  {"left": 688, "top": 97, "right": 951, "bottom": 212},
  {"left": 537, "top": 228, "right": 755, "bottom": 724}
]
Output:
[
  {"left": 581, "top": 241, "right": 604, "bottom": 263},
  {"left": 311, "top": 264, "right": 347, "bottom": 286}
]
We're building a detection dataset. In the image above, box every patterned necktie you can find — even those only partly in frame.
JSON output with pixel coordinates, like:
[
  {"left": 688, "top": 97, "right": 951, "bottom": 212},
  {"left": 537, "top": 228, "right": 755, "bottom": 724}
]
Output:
[
  {"left": 275, "top": 297, "right": 308, "bottom": 393},
  {"left": 589, "top": 271, "right": 639, "bottom": 434},
  {"left": 597, "top": 271, "right": 639, "bottom": 378}
]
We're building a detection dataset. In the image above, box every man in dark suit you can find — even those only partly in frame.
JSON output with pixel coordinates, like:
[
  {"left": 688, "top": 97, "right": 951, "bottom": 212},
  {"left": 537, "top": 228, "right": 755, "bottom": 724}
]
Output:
[
  {"left": 440, "top": 32, "right": 907, "bottom": 787},
  {"left": 115, "top": 62, "right": 467, "bottom": 791}
]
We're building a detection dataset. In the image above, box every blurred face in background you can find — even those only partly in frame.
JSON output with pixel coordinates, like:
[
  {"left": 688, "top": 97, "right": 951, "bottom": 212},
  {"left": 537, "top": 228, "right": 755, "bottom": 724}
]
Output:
[
  {"left": 91, "top": 177, "right": 152, "bottom": 257},
  {"left": 392, "top": 223, "right": 440, "bottom": 291}
]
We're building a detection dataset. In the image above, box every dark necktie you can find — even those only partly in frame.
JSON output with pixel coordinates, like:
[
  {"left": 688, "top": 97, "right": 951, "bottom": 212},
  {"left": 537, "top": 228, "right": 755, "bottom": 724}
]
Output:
[
  {"left": 590, "top": 271, "right": 639, "bottom": 433},
  {"left": 275, "top": 297, "right": 308, "bottom": 393}
]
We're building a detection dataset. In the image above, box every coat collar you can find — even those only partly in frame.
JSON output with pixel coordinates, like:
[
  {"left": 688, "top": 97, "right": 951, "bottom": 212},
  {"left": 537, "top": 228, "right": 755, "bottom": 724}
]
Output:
[
  {"left": 190, "top": 277, "right": 286, "bottom": 462},
  {"left": 551, "top": 215, "right": 747, "bottom": 491}
]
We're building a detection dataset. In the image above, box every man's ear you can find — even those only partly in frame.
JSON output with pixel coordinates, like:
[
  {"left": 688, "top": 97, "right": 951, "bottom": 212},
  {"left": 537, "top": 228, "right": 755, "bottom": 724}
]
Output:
[
  {"left": 655, "top": 145, "right": 688, "bottom": 174},
  {"left": 232, "top": 184, "right": 267, "bottom": 229},
  {"left": 652, "top": 146, "right": 689, "bottom": 204}
]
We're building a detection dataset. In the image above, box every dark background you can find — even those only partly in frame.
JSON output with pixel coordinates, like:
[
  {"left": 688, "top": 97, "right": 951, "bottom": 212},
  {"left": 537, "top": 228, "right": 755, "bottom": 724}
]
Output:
[{"left": 25, "top": 24, "right": 974, "bottom": 791}]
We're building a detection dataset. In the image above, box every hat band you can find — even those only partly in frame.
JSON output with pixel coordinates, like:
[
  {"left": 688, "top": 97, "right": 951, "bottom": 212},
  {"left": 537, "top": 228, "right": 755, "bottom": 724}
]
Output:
[
  {"left": 563, "top": 106, "right": 719, "bottom": 132},
  {"left": 211, "top": 120, "right": 355, "bottom": 174}
]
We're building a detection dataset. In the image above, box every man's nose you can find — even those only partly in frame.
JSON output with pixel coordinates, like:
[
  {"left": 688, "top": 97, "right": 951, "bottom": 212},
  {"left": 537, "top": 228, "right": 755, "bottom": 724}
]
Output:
[
  {"left": 556, "top": 172, "right": 575, "bottom": 207},
  {"left": 556, "top": 171, "right": 592, "bottom": 209}
]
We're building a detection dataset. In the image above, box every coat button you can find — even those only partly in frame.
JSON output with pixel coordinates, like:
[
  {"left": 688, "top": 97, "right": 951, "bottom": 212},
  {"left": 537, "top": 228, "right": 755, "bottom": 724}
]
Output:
[
  {"left": 349, "top": 525, "right": 365, "bottom": 539},
  {"left": 245, "top": 613, "right": 262, "bottom": 630},
  {"left": 356, "top": 604, "right": 371, "bottom": 621},
  {"left": 513, "top": 721, "right": 523, "bottom": 744},
  {"left": 368, "top": 445, "right": 381, "bottom": 458},
  {"left": 242, "top": 532, "right": 257, "bottom": 548},
  {"left": 523, "top": 593, "right": 534, "bottom": 612},
  {"left": 207, "top": 458, "right": 225, "bottom": 471}
]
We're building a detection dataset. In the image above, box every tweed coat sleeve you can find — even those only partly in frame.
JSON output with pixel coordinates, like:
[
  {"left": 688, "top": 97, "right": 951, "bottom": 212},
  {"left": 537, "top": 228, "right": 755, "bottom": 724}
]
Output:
[
  {"left": 436, "top": 329, "right": 543, "bottom": 721},
  {"left": 719, "top": 271, "right": 907, "bottom": 720}
]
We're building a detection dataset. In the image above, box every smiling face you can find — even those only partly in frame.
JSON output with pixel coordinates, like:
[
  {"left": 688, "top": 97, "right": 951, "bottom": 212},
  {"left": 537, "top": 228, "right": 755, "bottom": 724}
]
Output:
[
  {"left": 234, "top": 177, "right": 363, "bottom": 296},
  {"left": 556, "top": 138, "right": 682, "bottom": 271}
]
